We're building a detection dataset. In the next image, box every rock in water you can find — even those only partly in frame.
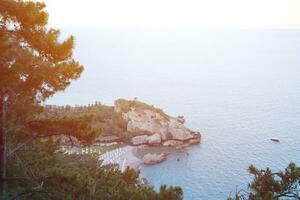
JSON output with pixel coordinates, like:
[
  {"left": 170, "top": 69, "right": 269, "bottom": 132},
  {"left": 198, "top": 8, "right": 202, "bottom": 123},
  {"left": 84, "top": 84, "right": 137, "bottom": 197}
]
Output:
[{"left": 142, "top": 153, "right": 167, "bottom": 165}]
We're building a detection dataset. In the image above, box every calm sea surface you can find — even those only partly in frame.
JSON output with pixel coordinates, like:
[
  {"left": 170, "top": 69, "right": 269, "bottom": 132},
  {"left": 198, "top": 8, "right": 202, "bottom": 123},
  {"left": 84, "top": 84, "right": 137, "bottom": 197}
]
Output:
[{"left": 48, "top": 29, "right": 300, "bottom": 199}]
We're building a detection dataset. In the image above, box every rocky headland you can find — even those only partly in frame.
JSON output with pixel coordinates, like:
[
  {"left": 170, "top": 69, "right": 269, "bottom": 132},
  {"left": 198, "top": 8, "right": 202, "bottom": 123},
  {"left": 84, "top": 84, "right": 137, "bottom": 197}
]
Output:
[
  {"left": 44, "top": 98, "right": 201, "bottom": 165},
  {"left": 114, "top": 99, "right": 201, "bottom": 165},
  {"left": 114, "top": 99, "right": 201, "bottom": 149}
]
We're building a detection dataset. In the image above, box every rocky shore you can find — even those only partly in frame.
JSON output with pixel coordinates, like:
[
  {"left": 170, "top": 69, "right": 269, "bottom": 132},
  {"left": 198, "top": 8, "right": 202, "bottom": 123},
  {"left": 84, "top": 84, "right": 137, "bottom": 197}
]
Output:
[
  {"left": 142, "top": 153, "right": 168, "bottom": 165},
  {"left": 114, "top": 99, "right": 201, "bottom": 165},
  {"left": 47, "top": 98, "right": 201, "bottom": 166},
  {"left": 114, "top": 99, "right": 201, "bottom": 148}
]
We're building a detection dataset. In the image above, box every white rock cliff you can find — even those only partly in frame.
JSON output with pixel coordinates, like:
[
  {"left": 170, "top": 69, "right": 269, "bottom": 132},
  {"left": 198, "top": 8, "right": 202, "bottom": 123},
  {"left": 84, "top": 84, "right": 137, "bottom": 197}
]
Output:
[{"left": 114, "top": 99, "right": 201, "bottom": 146}]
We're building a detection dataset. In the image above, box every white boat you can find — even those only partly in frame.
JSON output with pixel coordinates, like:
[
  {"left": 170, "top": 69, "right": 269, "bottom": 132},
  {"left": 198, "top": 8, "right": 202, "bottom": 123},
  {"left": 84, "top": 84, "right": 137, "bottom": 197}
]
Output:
[{"left": 270, "top": 138, "right": 280, "bottom": 142}]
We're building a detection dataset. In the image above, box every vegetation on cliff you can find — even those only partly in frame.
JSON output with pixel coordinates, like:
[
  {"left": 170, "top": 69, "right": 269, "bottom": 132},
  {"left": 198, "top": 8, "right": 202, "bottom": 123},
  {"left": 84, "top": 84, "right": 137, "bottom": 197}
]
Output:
[
  {"left": 42, "top": 101, "right": 155, "bottom": 143},
  {"left": 115, "top": 99, "right": 171, "bottom": 121},
  {"left": 43, "top": 102, "right": 127, "bottom": 141}
]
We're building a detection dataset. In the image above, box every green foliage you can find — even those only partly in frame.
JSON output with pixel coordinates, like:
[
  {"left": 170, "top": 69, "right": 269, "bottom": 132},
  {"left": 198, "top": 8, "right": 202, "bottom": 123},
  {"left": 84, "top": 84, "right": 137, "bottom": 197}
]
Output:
[
  {"left": 28, "top": 115, "right": 101, "bottom": 145},
  {"left": 0, "top": 0, "right": 83, "bottom": 103},
  {"left": 7, "top": 139, "right": 183, "bottom": 200},
  {"left": 42, "top": 102, "right": 158, "bottom": 143},
  {"left": 229, "top": 163, "right": 300, "bottom": 200},
  {"left": 1, "top": 1, "right": 183, "bottom": 200},
  {"left": 42, "top": 103, "right": 127, "bottom": 141},
  {"left": 115, "top": 99, "right": 171, "bottom": 121},
  {"left": 1, "top": 0, "right": 88, "bottom": 141}
]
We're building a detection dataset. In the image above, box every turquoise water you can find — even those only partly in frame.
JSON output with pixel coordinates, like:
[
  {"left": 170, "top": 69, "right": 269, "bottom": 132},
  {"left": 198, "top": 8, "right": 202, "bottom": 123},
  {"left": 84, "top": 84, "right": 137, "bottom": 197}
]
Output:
[{"left": 48, "top": 29, "right": 300, "bottom": 199}]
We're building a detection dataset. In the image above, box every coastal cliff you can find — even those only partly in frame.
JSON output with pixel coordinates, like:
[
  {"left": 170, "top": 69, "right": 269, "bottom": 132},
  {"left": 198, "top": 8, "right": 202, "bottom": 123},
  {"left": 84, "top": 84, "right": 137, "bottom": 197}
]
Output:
[
  {"left": 43, "top": 98, "right": 201, "bottom": 148},
  {"left": 43, "top": 98, "right": 201, "bottom": 166},
  {"left": 114, "top": 99, "right": 201, "bottom": 147}
]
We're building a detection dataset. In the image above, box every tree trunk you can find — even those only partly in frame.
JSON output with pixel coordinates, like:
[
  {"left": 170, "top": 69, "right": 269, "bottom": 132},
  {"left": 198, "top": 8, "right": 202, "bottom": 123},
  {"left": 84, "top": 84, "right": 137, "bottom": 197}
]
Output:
[{"left": 0, "top": 92, "right": 7, "bottom": 200}]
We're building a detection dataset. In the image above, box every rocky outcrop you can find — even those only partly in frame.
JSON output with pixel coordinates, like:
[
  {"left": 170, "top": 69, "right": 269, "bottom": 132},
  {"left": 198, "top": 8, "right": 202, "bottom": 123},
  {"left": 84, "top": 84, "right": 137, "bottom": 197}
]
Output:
[
  {"left": 189, "top": 137, "right": 201, "bottom": 145},
  {"left": 142, "top": 153, "right": 167, "bottom": 165},
  {"left": 147, "top": 133, "right": 161, "bottom": 145},
  {"left": 131, "top": 133, "right": 161, "bottom": 146},
  {"left": 130, "top": 131, "right": 200, "bottom": 147},
  {"left": 125, "top": 109, "right": 170, "bottom": 140},
  {"left": 131, "top": 135, "right": 149, "bottom": 146},
  {"left": 162, "top": 140, "right": 184, "bottom": 147},
  {"left": 168, "top": 118, "right": 194, "bottom": 140},
  {"left": 115, "top": 99, "right": 201, "bottom": 146}
]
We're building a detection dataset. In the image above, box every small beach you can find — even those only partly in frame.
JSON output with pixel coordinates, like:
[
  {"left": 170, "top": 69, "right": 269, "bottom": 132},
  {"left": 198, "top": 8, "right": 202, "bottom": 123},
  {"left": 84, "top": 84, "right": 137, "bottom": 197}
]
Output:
[{"left": 99, "top": 146, "right": 141, "bottom": 171}]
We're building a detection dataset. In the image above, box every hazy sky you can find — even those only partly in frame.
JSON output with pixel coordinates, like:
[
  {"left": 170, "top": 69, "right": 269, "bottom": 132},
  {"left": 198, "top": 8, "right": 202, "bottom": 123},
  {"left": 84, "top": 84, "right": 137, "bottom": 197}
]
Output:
[{"left": 41, "top": 0, "right": 300, "bottom": 28}]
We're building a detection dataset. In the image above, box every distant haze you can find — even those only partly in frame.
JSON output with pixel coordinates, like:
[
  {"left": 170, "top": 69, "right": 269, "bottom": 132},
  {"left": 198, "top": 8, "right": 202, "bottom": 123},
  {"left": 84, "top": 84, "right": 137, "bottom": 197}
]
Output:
[{"left": 38, "top": 0, "right": 300, "bottom": 29}]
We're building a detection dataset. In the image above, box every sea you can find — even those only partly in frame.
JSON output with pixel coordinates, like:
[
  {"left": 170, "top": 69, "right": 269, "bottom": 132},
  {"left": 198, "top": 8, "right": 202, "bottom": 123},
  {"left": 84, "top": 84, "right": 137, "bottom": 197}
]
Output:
[{"left": 47, "top": 28, "right": 300, "bottom": 200}]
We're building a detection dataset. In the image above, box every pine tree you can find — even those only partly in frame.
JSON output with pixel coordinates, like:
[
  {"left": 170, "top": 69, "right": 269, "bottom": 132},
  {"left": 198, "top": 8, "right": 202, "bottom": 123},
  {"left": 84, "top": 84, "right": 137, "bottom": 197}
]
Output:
[
  {"left": 0, "top": 1, "right": 94, "bottom": 199},
  {"left": 0, "top": 1, "right": 183, "bottom": 200}
]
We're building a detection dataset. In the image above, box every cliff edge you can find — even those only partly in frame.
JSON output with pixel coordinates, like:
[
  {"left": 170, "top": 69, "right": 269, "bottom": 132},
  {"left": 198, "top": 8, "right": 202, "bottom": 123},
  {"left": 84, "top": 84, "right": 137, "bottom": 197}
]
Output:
[{"left": 114, "top": 99, "right": 201, "bottom": 147}]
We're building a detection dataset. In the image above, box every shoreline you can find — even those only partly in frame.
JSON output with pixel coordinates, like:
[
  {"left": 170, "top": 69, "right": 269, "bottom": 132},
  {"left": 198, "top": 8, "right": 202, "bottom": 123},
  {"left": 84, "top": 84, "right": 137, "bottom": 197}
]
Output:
[
  {"left": 61, "top": 137, "right": 200, "bottom": 171},
  {"left": 98, "top": 143, "right": 196, "bottom": 171},
  {"left": 99, "top": 146, "right": 142, "bottom": 171}
]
